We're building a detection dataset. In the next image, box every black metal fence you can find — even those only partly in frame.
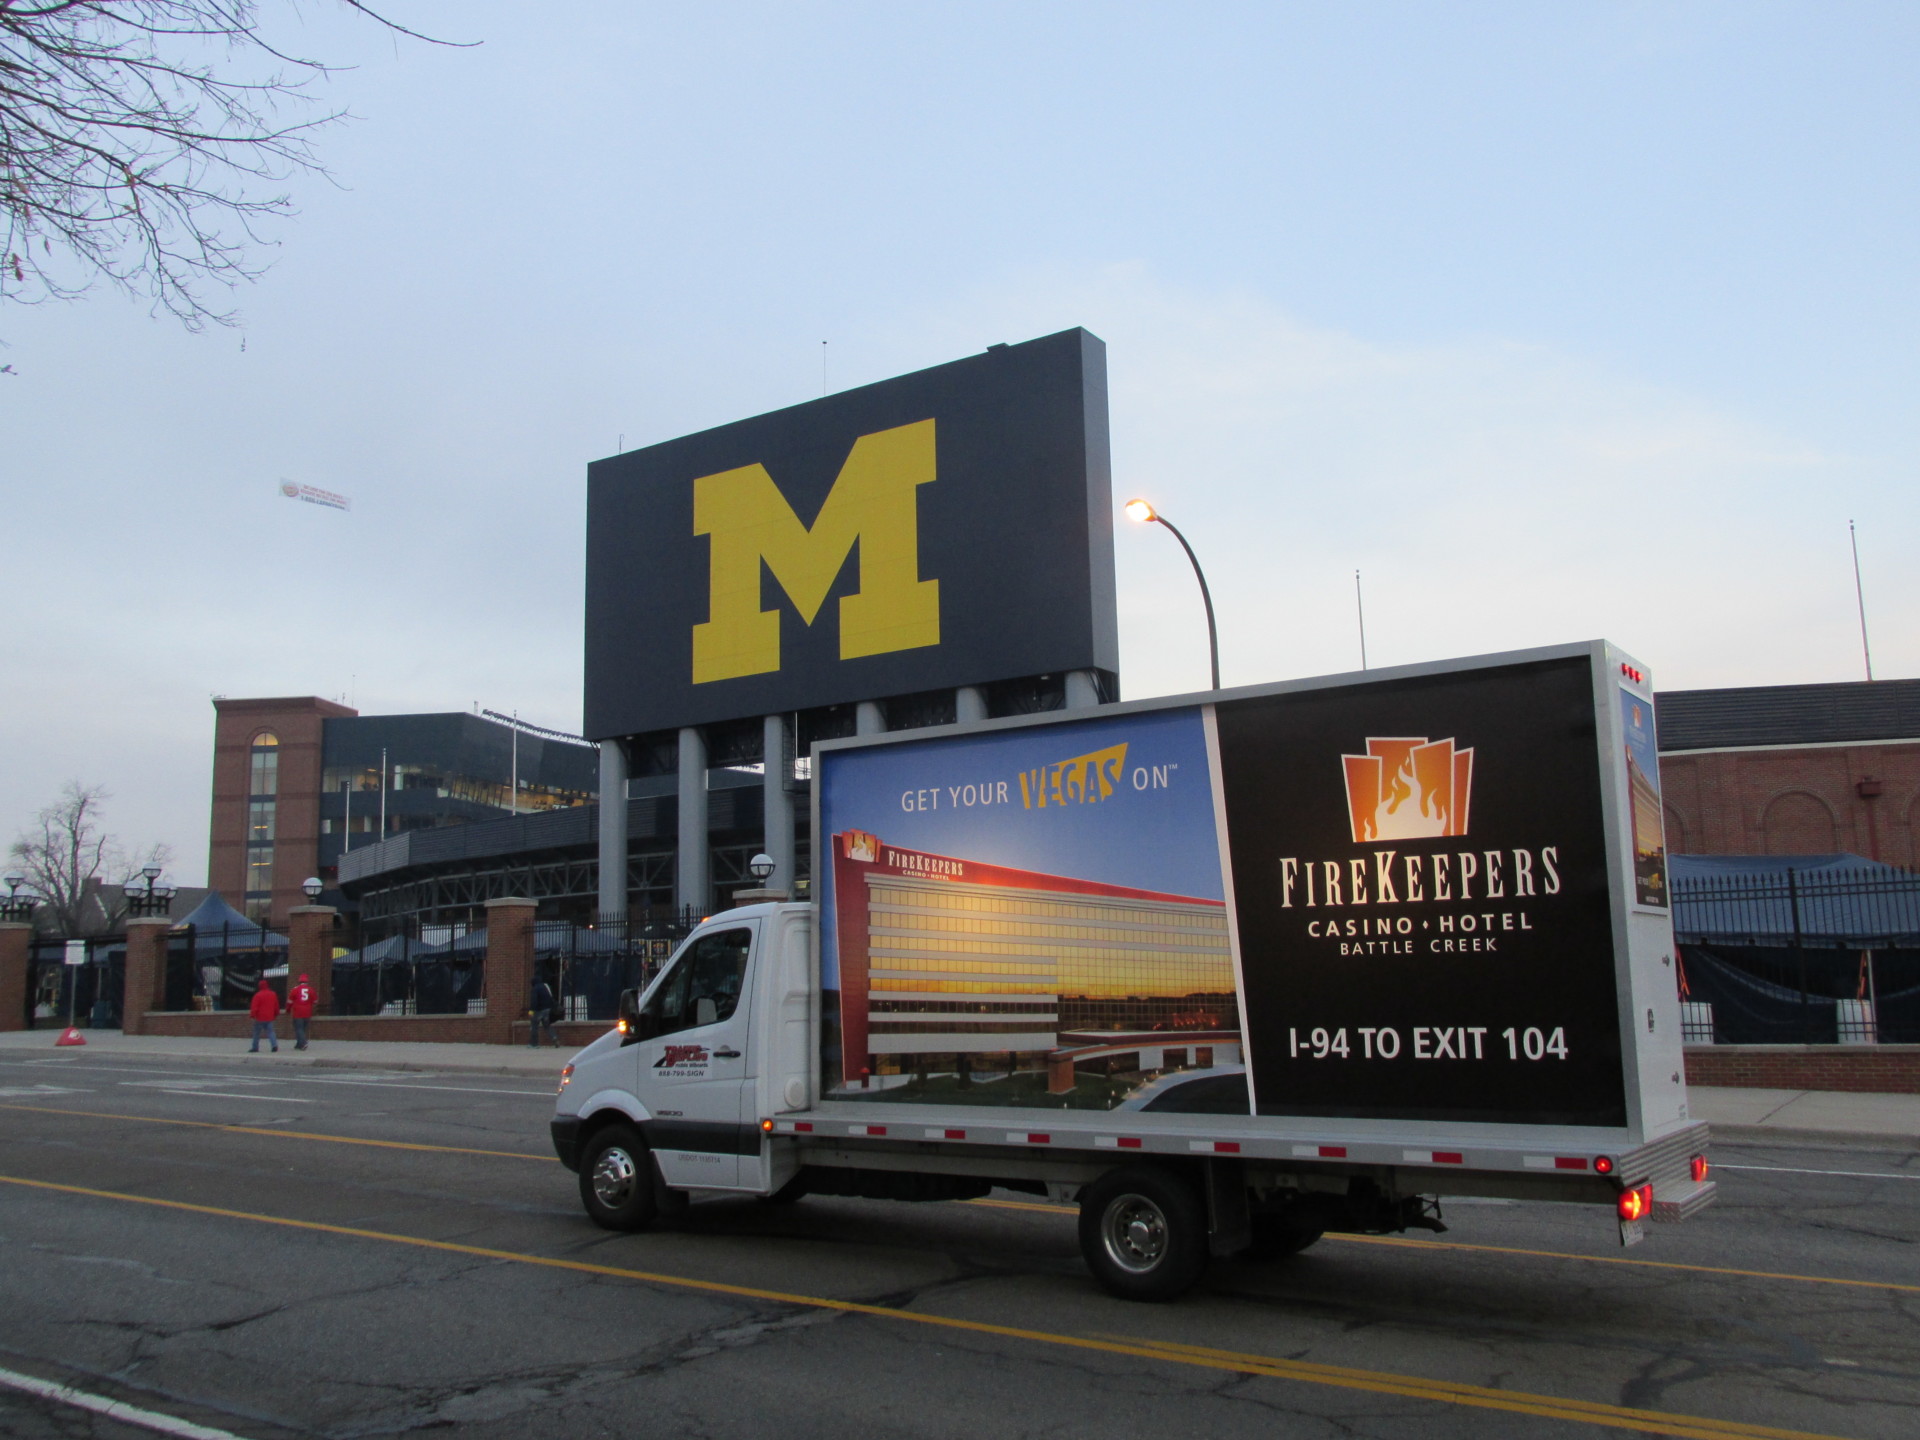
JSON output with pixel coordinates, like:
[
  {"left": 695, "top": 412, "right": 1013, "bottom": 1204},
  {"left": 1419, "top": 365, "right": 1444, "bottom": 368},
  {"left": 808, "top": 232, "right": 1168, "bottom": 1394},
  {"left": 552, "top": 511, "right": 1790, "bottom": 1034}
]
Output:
[
  {"left": 534, "top": 912, "right": 698, "bottom": 1023},
  {"left": 162, "top": 924, "right": 292, "bottom": 1015},
  {"left": 1672, "top": 866, "right": 1920, "bottom": 1045},
  {"left": 26, "top": 935, "right": 124, "bottom": 1029}
]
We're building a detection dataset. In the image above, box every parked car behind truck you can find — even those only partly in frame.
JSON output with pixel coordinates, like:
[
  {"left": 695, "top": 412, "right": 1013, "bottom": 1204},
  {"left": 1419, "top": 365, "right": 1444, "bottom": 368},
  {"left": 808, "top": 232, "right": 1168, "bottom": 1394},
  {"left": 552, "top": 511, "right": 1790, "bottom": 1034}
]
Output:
[{"left": 552, "top": 640, "right": 1714, "bottom": 1300}]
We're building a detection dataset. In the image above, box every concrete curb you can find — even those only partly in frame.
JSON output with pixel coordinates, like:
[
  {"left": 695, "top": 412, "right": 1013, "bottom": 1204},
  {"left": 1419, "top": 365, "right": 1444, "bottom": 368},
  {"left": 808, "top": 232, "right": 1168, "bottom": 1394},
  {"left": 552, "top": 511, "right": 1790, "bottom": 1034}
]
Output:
[{"left": 1707, "top": 1123, "right": 1919, "bottom": 1149}]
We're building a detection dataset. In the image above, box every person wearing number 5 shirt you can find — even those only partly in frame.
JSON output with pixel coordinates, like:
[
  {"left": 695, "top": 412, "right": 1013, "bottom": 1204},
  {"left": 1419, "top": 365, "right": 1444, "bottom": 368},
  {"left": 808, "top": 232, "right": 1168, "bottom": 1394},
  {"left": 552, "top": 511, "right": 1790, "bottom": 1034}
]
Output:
[{"left": 289, "top": 974, "right": 317, "bottom": 1050}]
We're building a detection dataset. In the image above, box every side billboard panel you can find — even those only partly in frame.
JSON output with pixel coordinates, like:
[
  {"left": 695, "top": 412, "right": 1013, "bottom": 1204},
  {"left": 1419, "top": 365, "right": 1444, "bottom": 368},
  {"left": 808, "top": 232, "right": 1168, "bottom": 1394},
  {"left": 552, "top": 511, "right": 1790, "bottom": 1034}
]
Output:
[{"left": 816, "top": 650, "right": 1631, "bottom": 1127}]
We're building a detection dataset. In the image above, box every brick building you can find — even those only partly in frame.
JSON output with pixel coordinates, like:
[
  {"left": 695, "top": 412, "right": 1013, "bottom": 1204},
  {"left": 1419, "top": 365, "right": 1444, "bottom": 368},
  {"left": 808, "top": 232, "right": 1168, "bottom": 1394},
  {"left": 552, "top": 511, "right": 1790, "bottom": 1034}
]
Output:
[
  {"left": 209, "top": 698, "right": 597, "bottom": 925},
  {"left": 1656, "top": 679, "right": 1920, "bottom": 868}
]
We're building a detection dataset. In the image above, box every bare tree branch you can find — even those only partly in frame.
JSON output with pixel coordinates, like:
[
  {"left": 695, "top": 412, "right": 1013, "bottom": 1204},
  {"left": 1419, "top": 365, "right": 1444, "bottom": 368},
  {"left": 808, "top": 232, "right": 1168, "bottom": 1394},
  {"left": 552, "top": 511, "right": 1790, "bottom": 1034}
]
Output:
[
  {"left": 8, "top": 780, "right": 173, "bottom": 934},
  {"left": 0, "top": 1, "right": 471, "bottom": 330}
]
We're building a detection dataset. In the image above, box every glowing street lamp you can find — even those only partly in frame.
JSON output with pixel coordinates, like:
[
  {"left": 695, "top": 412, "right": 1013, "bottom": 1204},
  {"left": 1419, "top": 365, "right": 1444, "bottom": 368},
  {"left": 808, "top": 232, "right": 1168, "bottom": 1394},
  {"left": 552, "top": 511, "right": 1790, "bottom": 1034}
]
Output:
[{"left": 1125, "top": 499, "right": 1220, "bottom": 691}]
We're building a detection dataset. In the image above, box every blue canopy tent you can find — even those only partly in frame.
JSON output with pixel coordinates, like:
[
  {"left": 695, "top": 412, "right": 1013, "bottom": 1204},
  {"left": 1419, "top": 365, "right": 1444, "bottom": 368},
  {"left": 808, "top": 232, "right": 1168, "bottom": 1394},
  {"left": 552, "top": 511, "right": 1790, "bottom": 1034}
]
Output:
[
  {"left": 332, "top": 934, "right": 448, "bottom": 967},
  {"left": 172, "top": 892, "right": 288, "bottom": 952}
]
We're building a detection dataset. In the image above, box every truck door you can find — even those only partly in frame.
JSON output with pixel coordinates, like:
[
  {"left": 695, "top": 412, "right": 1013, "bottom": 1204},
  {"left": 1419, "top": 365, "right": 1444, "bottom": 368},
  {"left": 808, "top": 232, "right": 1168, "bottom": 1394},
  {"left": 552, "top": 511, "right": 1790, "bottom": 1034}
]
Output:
[{"left": 633, "top": 923, "right": 756, "bottom": 1189}]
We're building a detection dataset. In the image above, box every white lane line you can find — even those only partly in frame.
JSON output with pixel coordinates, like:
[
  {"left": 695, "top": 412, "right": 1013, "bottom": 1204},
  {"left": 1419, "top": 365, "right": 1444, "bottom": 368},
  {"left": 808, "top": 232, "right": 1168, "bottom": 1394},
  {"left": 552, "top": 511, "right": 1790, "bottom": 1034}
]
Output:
[
  {"left": 6, "top": 1062, "right": 553, "bottom": 1098},
  {"left": 0, "top": 1362, "right": 251, "bottom": 1439},
  {"left": 1718, "top": 1163, "right": 1920, "bottom": 1182},
  {"left": 0, "top": 1086, "right": 90, "bottom": 1097},
  {"left": 148, "top": 1090, "right": 320, "bottom": 1104}
]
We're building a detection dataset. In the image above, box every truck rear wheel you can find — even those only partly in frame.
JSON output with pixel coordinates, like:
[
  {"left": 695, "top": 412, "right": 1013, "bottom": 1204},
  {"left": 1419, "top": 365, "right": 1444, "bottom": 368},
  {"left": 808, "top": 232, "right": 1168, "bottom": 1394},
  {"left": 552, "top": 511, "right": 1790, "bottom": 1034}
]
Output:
[
  {"left": 579, "top": 1124, "right": 658, "bottom": 1231},
  {"left": 1078, "top": 1166, "right": 1209, "bottom": 1302}
]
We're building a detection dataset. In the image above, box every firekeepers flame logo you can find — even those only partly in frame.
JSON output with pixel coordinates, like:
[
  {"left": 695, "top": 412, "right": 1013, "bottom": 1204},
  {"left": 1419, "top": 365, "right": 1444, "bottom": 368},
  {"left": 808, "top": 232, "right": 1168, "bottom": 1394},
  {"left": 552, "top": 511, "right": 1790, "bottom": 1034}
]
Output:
[{"left": 1341, "top": 736, "right": 1474, "bottom": 843}]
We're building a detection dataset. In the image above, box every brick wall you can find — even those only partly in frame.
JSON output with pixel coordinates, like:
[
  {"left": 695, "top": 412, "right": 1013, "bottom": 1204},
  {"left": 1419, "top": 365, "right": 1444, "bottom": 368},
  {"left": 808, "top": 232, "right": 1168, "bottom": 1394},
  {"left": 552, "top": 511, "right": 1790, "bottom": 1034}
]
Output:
[
  {"left": 1685, "top": 1044, "right": 1920, "bottom": 1093},
  {"left": 1660, "top": 741, "right": 1919, "bottom": 867},
  {"left": 209, "top": 696, "right": 355, "bottom": 926},
  {"left": 0, "top": 923, "right": 28, "bottom": 1033}
]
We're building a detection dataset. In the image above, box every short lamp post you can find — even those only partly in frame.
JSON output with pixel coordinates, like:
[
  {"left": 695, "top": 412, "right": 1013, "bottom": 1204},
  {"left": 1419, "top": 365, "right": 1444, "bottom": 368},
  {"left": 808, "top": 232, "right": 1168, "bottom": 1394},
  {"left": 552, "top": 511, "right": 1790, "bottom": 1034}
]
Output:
[
  {"left": 1125, "top": 499, "right": 1221, "bottom": 691},
  {"left": 123, "top": 865, "right": 176, "bottom": 919},
  {"left": 748, "top": 853, "right": 776, "bottom": 885},
  {"left": 302, "top": 876, "right": 325, "bottom": 904},
  {"left": 1, "top": 872, "right": 37, "bottom": 923}
]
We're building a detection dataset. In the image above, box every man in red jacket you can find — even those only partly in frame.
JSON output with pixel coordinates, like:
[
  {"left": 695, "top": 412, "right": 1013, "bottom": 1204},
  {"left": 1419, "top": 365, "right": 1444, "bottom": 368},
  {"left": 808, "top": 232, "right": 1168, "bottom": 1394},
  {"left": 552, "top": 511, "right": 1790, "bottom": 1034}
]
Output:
[
  {"left": 288, "top": 973, "right": 317, "bottom": 1050},
  {"left": 248, "top": 979, "right": 280, "bottom": 1054}
]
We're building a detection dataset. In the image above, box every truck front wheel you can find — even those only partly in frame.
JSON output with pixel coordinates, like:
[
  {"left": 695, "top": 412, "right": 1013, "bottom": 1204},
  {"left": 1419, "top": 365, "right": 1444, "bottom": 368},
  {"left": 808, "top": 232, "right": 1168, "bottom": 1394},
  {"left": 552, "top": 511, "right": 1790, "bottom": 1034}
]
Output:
[
  {"left": 579, "top": 1124, "right": 658, "bottom": 1231},
  {"left": 1078, "top": 1166, "right": 1209, "bottom": 1302}
]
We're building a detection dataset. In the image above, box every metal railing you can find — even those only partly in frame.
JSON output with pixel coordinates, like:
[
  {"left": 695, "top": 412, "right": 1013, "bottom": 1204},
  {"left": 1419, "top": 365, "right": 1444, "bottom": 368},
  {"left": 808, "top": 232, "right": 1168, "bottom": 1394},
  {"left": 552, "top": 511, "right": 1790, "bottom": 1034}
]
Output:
[{"left": 1671, "top": 865, "right": 1920, "bottom": 1045}]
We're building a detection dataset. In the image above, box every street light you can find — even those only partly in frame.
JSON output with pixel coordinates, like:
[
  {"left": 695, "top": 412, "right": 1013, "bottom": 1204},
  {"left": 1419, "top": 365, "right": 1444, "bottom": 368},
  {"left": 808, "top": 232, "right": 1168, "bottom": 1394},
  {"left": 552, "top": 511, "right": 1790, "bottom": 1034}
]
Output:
[
  {"left": 748, "top": 853, "right": 776, "bottom": 883},
  {"left": 302, "top": 876, "right": 325, "bottom": 903},
  {"left": 1125, "top": 499, "right": 1221, "bottom": 691},
  {"left": 123, "top": 870, "right": 176, "bottom": 919},
  {"left": 1, "top": 873, "right": 35, "bottom": 924}
]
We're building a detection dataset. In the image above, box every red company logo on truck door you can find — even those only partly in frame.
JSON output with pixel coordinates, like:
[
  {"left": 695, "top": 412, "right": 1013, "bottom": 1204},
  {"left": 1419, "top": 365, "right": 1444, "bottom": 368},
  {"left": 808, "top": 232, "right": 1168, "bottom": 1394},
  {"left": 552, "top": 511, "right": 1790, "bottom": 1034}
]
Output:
[{"left": 1341, "top": 737, "right": 1474, "bottom": 843}]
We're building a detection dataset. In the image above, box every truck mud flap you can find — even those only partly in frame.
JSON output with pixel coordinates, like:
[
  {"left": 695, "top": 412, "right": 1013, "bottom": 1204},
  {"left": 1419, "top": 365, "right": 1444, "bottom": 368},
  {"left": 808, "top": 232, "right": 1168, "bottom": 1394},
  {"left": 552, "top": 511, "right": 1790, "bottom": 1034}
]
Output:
[{"left": 1205, "top": 1159, "right": 1251, "bottom": 1257}]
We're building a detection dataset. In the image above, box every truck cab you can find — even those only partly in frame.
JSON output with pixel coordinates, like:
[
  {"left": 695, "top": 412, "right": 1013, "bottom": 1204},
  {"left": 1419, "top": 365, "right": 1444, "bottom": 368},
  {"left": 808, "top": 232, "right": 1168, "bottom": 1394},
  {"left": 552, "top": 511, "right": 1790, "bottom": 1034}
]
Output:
[{"left": 551, "top": 903, "right": 813, "bottom": 1217}]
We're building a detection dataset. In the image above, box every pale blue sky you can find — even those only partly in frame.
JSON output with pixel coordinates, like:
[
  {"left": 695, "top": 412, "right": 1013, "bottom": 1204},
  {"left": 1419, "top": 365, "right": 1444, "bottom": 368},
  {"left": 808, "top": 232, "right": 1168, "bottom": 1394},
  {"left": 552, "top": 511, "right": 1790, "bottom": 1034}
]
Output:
[{"left": 4, "top": 2, "right": 1914, "bottom": 883}]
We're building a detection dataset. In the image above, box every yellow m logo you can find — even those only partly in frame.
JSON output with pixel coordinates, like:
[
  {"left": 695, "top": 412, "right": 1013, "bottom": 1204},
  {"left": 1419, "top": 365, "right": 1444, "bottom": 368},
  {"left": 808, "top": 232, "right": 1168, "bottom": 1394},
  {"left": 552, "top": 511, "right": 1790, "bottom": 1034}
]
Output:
[{"left": 691, "top": 419, "right": 941, "bottom": 684}]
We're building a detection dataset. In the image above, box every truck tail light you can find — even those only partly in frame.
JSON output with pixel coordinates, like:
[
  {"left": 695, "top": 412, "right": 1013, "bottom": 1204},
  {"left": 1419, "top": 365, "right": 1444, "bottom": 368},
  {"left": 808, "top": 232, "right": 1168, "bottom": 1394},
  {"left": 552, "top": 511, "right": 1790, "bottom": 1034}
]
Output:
[
  {"left": 1593, "top": 1155, "right": 1614, "bottom": 1175},
  {"left": 1616, "top": 1184, "right": 1651, "bottom": 1222},
  {"left": 1691, "top": 1155, "right": 1709, "bottom": 1183}
]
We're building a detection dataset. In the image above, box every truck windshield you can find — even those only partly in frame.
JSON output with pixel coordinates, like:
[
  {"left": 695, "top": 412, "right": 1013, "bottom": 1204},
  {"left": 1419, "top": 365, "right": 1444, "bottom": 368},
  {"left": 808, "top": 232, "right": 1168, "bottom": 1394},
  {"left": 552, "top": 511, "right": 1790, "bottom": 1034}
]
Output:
[{"left": 642, "top": 927, "right": 751, "bottom": 1036}]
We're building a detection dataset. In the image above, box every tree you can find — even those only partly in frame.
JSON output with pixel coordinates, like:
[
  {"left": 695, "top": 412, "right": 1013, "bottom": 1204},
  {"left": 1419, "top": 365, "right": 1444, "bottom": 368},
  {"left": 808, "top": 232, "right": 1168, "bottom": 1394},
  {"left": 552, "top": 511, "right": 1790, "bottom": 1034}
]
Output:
[
  {"left": 0, "top": 1, "right": 457, "bottom": 329},
  {"left": 8, "top": 780, "right": 172, "bottom": 934}
]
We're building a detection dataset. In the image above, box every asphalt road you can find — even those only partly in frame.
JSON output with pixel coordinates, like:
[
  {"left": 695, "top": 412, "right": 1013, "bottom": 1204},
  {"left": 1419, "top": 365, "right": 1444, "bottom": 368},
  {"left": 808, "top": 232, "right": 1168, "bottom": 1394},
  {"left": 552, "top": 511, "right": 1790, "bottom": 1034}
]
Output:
[{"left": 0, "top": 1050, "right": 1915, "bottom": 1440}]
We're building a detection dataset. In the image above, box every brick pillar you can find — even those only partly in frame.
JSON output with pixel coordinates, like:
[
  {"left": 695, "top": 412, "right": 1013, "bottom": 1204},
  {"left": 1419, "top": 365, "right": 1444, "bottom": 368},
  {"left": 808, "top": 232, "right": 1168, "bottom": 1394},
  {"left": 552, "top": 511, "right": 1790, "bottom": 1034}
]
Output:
[
  {"left": 121, "top": 918, "right": 174, "bottom": 1036},
  {"left": 484, "top": 897, "right": 536, "bottom": 1044},
  {"left": 288, "top": 906, "right": 337, "bottom": 1014},
  {"left": 0, "top": 923, "right": 30, "bottom": 1033}
]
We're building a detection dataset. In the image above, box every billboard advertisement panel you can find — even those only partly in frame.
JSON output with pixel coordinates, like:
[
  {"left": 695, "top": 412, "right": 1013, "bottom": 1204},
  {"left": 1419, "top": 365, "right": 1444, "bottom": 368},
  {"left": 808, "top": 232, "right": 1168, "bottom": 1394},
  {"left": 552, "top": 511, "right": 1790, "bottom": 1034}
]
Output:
[
  {"left": 815, "top": 650, "right": 1632, "bottom": 1128},
  {"left": 583, "top": 328, "right": 1118, "bottom": 739}
]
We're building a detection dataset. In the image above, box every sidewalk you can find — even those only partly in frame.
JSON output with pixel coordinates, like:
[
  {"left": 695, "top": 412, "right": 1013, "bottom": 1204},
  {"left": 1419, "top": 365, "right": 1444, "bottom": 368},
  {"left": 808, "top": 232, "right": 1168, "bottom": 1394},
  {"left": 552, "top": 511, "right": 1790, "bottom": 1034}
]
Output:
[
  {"left": 0, "top": 1028, "right": 573, "bottom": 1078},
  {"left": 3, "top": 1031, "right": 1914, "bottom": 1144},
  {"left": 1690, "top": 1085, "right": 1920, "bottom": 1146}
]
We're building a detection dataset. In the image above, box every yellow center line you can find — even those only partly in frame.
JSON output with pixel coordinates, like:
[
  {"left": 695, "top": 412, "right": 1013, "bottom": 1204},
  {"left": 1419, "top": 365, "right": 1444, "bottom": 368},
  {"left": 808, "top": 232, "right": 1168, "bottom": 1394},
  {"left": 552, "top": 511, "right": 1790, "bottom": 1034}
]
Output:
[
  {"left": 964, "top": 1197, "right": 1920, "bottom": 1295},
  {"left": 13, "top": 1109, "right": 1910, "bottom": 1300},
  {"left": 0, "top": 1175, "right": 1863, "bottom": 1440},
  {"left": 0, "top": 1101, "right": 555, "bottom": 1163}
]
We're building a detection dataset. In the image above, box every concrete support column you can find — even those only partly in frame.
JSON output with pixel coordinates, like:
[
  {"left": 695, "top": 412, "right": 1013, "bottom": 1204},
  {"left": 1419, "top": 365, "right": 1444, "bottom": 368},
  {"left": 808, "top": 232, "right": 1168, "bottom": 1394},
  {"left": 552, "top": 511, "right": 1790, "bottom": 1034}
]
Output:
[
  {"left": 288, "top": 906, "right": 337, "bottom": 1015},
  {"left": 121, "top": 918, "right": 173, "bottom": 1036},
  {"left": 1, "top": 923, "right": 33, "bottom": 1033},
  {"left": 1065, "top": 670, "right": 1101, "bottom": 709},
  {"left": 676, "top": 727, "right": 709, "bottom": 916},
  {"left": 955, "top": 686, "right": 988, "bottom": 724},
  {"left": 763, "top": 714, "right": 795, "bottom": 897},
  {"left": 597, "top": 739, "right": 629, "bottom": 920},
  {"left": 856, "top": 701, "right": 886, "bottom": 736},
  {"left": 484, "top": 896, "right": 537, "bottom": 1044}
]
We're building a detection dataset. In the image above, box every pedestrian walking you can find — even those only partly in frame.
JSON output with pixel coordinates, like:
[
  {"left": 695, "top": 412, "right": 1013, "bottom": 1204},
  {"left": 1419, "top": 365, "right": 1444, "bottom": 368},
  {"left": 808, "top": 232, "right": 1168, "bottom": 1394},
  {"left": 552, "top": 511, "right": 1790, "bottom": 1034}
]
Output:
[
  {"left": 529, "top": 973, "right": 559, "bottom": 1048},
  {"left": 288, "top": 973, "right": 317, "bottom": 1050},
  {"left": 248, "top": 979, "right": 280, "bottom": 1054}
]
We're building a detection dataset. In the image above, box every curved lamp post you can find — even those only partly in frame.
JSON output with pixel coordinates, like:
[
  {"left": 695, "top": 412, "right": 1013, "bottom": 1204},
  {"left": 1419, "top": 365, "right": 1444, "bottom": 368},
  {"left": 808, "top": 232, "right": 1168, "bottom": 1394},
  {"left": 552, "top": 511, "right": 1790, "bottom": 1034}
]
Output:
[{"left": 1125, "top": 499, "right": 1220, "bottom": 691}]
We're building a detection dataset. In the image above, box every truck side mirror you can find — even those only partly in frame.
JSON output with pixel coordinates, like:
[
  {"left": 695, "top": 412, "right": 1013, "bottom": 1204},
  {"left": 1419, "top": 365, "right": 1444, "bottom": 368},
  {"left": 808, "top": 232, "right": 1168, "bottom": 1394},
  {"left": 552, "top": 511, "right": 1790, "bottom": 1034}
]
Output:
[{"left": 618, "top": 988, "right": 647, "bottom": 1044}]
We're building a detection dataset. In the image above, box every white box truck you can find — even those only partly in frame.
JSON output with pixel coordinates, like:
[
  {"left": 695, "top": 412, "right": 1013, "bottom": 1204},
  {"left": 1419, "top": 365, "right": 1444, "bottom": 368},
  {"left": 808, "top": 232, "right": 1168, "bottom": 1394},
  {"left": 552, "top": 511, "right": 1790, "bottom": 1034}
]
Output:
[{"left": 552, "top": 641, "right": 1714, "bottom": 1300}]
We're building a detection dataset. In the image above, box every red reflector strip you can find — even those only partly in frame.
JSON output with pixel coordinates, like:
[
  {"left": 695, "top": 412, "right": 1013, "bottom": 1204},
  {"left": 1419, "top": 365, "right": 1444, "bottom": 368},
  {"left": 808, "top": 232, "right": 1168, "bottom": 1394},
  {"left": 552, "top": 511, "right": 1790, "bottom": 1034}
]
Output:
[
  {"left": 1555, "top": 1156, "right": 1589, "bottom": 1170},
  {"left": 1095, "top": 1136, "right": 1144, "bottom": 1150},
  {"left": 1189, "top": 1140, "right": 1241, "bottom": 1154},
  {"left": 944, "top": 1128, "right": 966, "bottom": 1140},
  {"left": 1006, "top": 1132, "right": 1050, "bottom": 1144},
  {"left": 1406, "top": 1149, "right": 1464, "bottom": 1164},
  {"left": 1434, "top": 1152, "right": 1463, "bottom": 1165},
  {"left": 1292, "top": 1144, "right": 1348, "bottom": 1158},
  {"left": 792, "top": 1122, "right": 813, "bottom": 1133},
  {"left": 849, "top": 1124, "right": 886, "bottom": 1137},
  {"left": 1119, "top": 1137, "right": 1142, "bottom": 1149}
]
